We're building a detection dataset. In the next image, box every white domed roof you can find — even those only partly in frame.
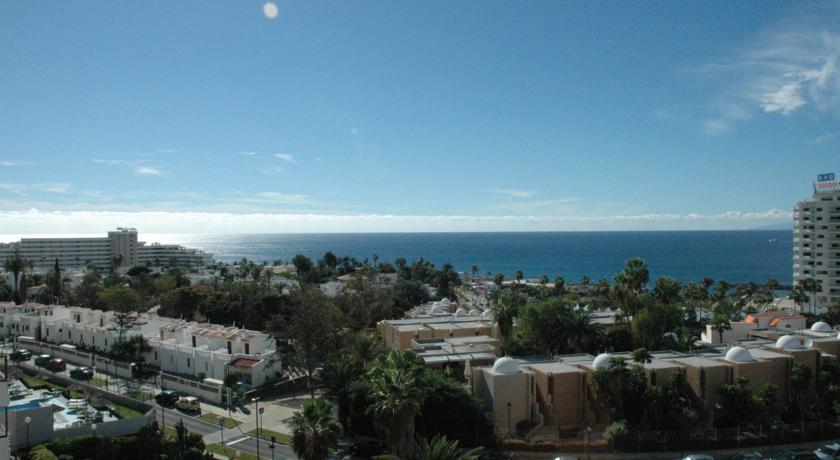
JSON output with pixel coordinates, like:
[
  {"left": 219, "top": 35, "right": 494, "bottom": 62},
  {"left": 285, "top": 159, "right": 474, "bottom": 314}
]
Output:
[
  {"left": 492, "top": 357, "right": 521, "bottom": 374},
  {"left": 776, "top": 335, "right": 805, "bottom": 349},
  {"left": 469, "top": 309, "right": 481, "bottom": 316},
  {"left": 440, "top": 298, "right": 451, "bottom": 306},
  {"left": 725, "top": 346, "right": 753, "bottom": 363},
  {"left": 480, "top": 310, "right": 492, "bottom": 320},
  {"left": 592, "top": 353, "right": 613, "bottom": 369},
  {"left": 455, "top": 308, "right": 468, "bottom": 317},
  {"left": 431, "top": 306, "right": 444, "bottom": 315},
  {"left": 812, "top": 321, "right": 833, "bottom": 333}
]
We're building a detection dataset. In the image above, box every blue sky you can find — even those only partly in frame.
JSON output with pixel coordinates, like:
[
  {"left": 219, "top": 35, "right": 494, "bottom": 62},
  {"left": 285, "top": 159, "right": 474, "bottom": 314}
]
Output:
[{"left": 1, "top": 1, "right": 839, "bottom": 234}]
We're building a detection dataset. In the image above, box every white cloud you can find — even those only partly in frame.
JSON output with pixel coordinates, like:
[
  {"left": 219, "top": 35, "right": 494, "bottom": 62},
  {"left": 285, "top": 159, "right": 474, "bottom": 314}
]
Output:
[
  {"left": 491, "top": 189, "right": 536, "bottom": 198},
  {"left": 134, "top": 166, "right": 162, "bottom": 176},
  {"left": 0, "top": 208, "right": 792, "bottom": 234},
  {"left": 239, "top": 151, "right": 257, "bottom": 157},
  {"left": 158, "top": 149, "right": 179, "bottom": 154},
  {"left": 92, "top": 158, "right": 164, "bottom": 177},
  {"left": 761, "top": 82, "right": 806, "bottom": 114},
  {"left": 274, "top": 153, "right": 297, "bottom": 163},
  {"left": 0, "top": 160, "right": 34, "bottom": 167},
  {"left": 810, "top": 132, "right": 836, "bottom": 144},
  {"left": 697, "top": 7, "right": 840, "bottom": 133},
  {"left": 263, "top": 2, "right": 278, "bottom": 19}
]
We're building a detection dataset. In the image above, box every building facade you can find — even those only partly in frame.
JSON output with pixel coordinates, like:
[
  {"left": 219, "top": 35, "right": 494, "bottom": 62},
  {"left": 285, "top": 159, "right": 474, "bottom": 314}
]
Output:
[
  {"left": 794, "top": 174, "right": 840, "bottom": 307},
  {"left": 0, "top": 228, "right": 213, "bottom": 271},
  {"left": 0, "top": 302, "right": 281, "bottom": 388}
]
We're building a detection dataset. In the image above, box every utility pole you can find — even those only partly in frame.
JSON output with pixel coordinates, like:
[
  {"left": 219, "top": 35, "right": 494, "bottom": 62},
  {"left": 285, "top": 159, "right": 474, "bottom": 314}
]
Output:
[{"left": 252, "top": 397, "right": 260, "bottom": 458}]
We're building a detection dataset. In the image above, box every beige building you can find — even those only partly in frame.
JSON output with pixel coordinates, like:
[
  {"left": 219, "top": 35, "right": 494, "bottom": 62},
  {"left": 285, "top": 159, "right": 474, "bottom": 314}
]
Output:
[
  {"left": 377, "top": 315, "right": 495, "bottom": 350},
  {"left": 794, "top": 175, "right": 840, "bottom": 307},
  {"left": 472, "top": 331, "right": 839, "bottom": 436}
]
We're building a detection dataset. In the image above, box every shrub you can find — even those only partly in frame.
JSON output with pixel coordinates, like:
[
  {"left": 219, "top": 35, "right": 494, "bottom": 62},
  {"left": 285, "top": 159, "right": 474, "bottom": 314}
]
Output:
[{"left": 29, "top": 445, "right": 59, "bottom": 460}]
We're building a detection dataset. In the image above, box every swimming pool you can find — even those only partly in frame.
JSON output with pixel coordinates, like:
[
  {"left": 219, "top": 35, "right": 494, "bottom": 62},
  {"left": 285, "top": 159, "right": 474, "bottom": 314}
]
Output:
[{"left": 8, "top": 401, "right": 42, "bottom": 411}]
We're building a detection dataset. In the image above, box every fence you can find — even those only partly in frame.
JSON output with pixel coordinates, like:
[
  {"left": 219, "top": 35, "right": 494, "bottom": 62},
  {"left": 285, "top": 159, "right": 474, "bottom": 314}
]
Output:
[
  {"left": 160, "top": 372, "right": 223, "bottom": 403},
  {"left": 505, "top": 420, "right": 840, "bottom": 454}
]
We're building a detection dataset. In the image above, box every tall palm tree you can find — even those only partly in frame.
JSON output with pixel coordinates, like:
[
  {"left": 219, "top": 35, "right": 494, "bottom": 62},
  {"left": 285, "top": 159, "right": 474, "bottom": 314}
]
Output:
[
  {"left": 316, "top": 355, "right": 358, "bottom": 431},
  {"left": 792, "top": 284, "right": 808, "bottom": 314},
  {"left": 290, "top": 398, "right": 341, "bottom": 460},
  {"left": 470, "top": 265, "right": 479, "bottom": 279},
  {"left": 614, "top": 258, "right": 649, "bottom": 295},
  {"left": 413, "top": 434, "right": 482, "bottom": 460},
  {"left": 492, "top": 293, "right": 521, "bottom": 351},
  {"left": 514, "top": 270, "right": 524, "bottom": 285},
  {"left": 367, "top": 349, "right": 424, "bottom": 458}
]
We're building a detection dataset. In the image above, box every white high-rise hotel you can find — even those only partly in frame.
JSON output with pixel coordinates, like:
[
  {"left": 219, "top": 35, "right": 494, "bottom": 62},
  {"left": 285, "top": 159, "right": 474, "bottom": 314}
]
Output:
[
  {"left": 0, "top": 228, "right": 213, "bottom": 270},
  {"left": 794, "top": 173, "right": 840, "bottom": 307}
]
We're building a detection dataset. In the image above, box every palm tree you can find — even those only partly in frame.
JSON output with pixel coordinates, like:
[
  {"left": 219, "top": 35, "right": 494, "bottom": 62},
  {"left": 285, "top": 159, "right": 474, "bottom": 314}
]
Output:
[
  {"left": 493, "top": 273, "right": 504, "bottom": 290},
  {"left": 492, "top": 293, "right": 521, "bottom": 352},
  {"left": 290, "top": 398, "right": 341, "bottom": 460},
  {"left": 367, "top": 349, "right": 424, "bottom": 458},
  {"left": 470, "top": 265, "right": 479, "bottom": 279},
  {"left": 614, "top": 258, "right": 649, "bottom": 295},
  {"left": 514, "top": 270, "right": 524, "bottom": 285},
  {"left": 792, "top": 284, "right": 808, "bottom": 314},
  {"left": 413, "top": 434, "right": 482, "bottom": 460},
  {"left": 3, "top": 249, "right": 26, "bottom": 303},
  {"left": 710, "top": 311, "right": 732, "bottom": 344},
  {"left": 631, "top": 347, "right": 652, "bottom": 364},
  {"left": 562, "top": 307, "right": 601, "bottom": 353},
  {"left": 316, "top": 355, "right": 358, "bottom": 430}
]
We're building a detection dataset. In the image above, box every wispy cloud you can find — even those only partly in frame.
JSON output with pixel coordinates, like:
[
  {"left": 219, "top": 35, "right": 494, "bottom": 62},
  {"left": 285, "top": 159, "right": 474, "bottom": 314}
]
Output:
[
  {"left": 0, "top": 160, "right": 34, "bottom": 167},
  {"left": 36, "top": 183, "right": 71, "bottom": 193},
  {"left": 259, "top": 166, "right": 284, "bottom": 175},
  {"left": 810, "top": 132, "right": 836, "bottom": 144},
  {"left": 696, "top": 6, "right": 840, "bottom": 134},
  {"left": 0, "top": 182, "right": 70, "bottom": 194},
  {"left": 256, "top": 192, "right": 310, "bottom": 204},
  {"left": 239, "top": 151, "right": 258, "bottom": 157},
  {"left": 158, "top": 148, "right": 179, "bottom": 154},
  {"left": 274, "top": 153, "right": 297, "bottom": 163},
  {"left": 491, "top": 189, "right": 536, "bottom": 198},
  {"left": 91, "top": 158, "right": 164, "bottom": 177},
  {"left": 134, "top": 166, "right": 162, "bottom": 176}
]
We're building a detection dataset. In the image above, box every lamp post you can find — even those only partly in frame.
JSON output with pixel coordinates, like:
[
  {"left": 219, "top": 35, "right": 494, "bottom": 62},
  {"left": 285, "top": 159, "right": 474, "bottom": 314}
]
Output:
[
  {"left": 252, "top": 397, "right": 260, "bottom": 459},
  {"left": 91, "top": 423, "right": 98, "bottom": 460},
  {"left": 269, "top": 435, "right": 276, "bottom": 460},
  {"left": 585, "top": 427, "right": 592, "bottom": 460},
  {"left": 24, "top": 416, "right": 31, "bottom": 447},
  {"left": 506, "top": 402, "right": 512, "bottom": 434}
]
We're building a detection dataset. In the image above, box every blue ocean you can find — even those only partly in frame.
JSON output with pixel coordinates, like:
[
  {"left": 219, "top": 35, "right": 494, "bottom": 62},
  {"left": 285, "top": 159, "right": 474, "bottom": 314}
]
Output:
[{"left": 146, "top": 230, "right": 793, "bottom": 285}]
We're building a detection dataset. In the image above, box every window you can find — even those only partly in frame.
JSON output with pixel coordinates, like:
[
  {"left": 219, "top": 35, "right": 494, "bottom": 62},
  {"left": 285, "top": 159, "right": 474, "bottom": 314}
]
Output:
[
  {"left": 154, "top": 351, "right": 158, "bottom": 360},
  {"left": 192, "top": 336, "right": 196, "bottom": 347},
  {"left": 245, "top": 343, "right": 250, "bottom": 354},
  {"left": 187, "top": 358, "right": 191, "bottom": 368}
]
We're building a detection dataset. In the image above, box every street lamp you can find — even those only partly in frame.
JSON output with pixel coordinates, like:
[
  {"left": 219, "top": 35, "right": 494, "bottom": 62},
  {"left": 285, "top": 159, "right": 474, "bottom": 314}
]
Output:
[
  {"left": 269, "top": 435, "right": 276, "bottom": 460},
  {"left": 91, "top": 423, "right": 98, "bottom": 459},
  {"left": 24, "top": 416, "right": 31, "bottom": 447},
  {"left": 252, "top": 397, "right": 260, "bottom": 459},
  {"left": 585, "top": 427, "right": 592, "bottom": 460},
  {"left": 506, "top": 402, "right": 512, "bottom": 434}
]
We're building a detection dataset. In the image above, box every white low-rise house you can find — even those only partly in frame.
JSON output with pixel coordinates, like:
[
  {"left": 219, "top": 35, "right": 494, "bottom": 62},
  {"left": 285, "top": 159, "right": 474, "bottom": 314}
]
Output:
[{"left": 0, "top": 302, "right": 282, "bottom": 388}]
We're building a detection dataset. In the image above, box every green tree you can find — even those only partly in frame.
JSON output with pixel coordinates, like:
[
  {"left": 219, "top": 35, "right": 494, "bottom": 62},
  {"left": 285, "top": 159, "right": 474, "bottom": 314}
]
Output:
[
  {"left": 492, "top": 291, "right": 525, "bottom": 351},
  {"left": 160, "top": 286, "right": 206, "bottom": 319},
  {"left": 789, "top": 361, "right": 813, "bottom": 419},
  {"left": 98, "top": 285, "right": 140, "bottom": 340},
  {"left": 367, "top": 349, "right": 424, "bottom": 458},
  {"left": 412, "top": 434, "right": 481, "bottom": 460},
  {"left": 270, "top": 285, "right": 341, "bottom": 396},
  {"left": 614, "top": 258, "right": 649, "bottom": 295},
  {"left": 393, "top": 279, "right": 432, "bottom": 313},
  {"left": 631, "top": 347, "right": 652, "bottom": 364},
  {"left": 290, "top": 398, "right": 341, "bottom": 460},
  {"left": 109, "top": 335, "right": 151, "bottom": 362},
  {"left": 652, "top": 277, "right": 682, "bottom": 305},
  {"left": 631, "top": 303, "right": 682, "bottom": 350},
  {"left": 3, "top": 248, "right": 26, "bottom": 303}
]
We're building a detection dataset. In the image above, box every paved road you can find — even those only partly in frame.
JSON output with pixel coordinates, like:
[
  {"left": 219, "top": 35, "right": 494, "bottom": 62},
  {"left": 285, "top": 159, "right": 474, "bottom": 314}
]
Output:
[{"left": 9, "top": 349, "right": 296, "bottom": 459}]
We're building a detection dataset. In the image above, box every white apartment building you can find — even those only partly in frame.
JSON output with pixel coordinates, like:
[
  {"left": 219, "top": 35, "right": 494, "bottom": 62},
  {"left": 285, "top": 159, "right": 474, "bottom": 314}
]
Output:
[
  {"left": 0, "top": 302, "right": 281, "bottom": 388},
  {"left": 0, "top": 228, "right": 213, "bottom": 271},
  {"left": 794, "top": 174, "right": 840, "bottom": 307}
]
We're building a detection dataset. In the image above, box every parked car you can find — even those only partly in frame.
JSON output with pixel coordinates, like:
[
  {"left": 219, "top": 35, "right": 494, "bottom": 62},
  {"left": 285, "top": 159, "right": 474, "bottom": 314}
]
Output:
[
  {"left": 44, "top": 358, "right": 66, "bottom": 371},
  {"left": 155, "top": 390, "right": 179, "bottom": 406},
  {"left": 815, "top": 443, "right": 840, "bottom": 460},
  {"left": 10, "top": 349, "right": 32, "bottom": 362},
  {"left": 772, "top": 450, "right": 818, "bottom": 460},
  {"left": 176, "top": 396, "right": 200, "bottom": 412},
  {"left": 70, "top": 366, "right": 94, "bottom": 380},
  {"left": 34, "top": 354, "right": 52, "bottom": 367},
  {"left": 729, "top": 453, "right": 763, "bottom": 459}
]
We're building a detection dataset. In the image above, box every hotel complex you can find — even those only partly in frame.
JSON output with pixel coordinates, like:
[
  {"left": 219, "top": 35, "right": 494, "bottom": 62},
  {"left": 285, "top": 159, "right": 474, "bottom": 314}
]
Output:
[
  {"left": 0, "top": 228, "right": 213, "bottom": 270},
  {"left": 794, "top": 173, "right": 840, "bottom": 307}
]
